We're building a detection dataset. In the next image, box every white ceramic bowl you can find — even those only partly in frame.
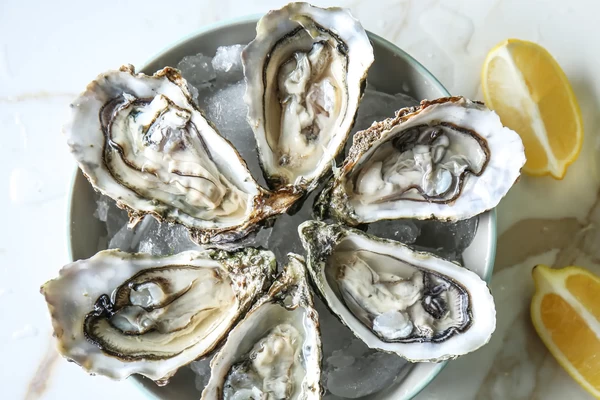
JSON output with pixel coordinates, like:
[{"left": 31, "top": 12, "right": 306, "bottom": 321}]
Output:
[{"left": 66, "top": 15, "right": 496, "bottom": 400}]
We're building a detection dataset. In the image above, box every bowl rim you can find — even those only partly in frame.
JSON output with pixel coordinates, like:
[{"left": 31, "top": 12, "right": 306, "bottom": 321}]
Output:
[{"left": 65, "top": 12, "right": 497, "bottom": 400}]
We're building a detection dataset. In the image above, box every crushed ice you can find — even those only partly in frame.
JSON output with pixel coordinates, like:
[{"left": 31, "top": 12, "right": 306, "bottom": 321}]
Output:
[
  {"left": 93, "top": 44, "right": 478, "bottom": 397},
  {"left": 190, "top": 357, "right": 213, "bottom": 392},
  {"left": 212, "top": 44, "right": 245, "bottom": 81},
  {"left": 325, "top": 341, "right": 408, "bottom": 398},
  {"left": 177, "top": 53, "right": 216, "bottom": 89}
]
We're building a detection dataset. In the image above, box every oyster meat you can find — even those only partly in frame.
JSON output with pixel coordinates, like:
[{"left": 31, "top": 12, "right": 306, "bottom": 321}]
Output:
[
  {"left": 202, "top": 254, "right": 322, "bottom": 399},
  {"left": 299, "top": 220, "right": 496, "bottom": 362},
  {"left": 40, "top": 249, "right": 275, "bottom": 382},
  {"left": 242, "top": 2, "right": 374, "bottom": 191},
  {"left": 316, "top": 97, "right": 526, "bottom": 225},
  {"left": 64, "top": 65, "right": 299, "bottom": 245}
]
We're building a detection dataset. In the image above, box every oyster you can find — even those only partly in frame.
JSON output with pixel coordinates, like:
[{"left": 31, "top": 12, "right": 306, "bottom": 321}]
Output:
[
  {"left": 316, "top": 97, "right": 526, "bottom": 225},
  {"left": 242, "top": 2, "right": 374, "bottom": 191},
  {"left": 299, "top": 220, "right": 495, "bottom": 362},
  {"left": 40, "top": 249, "right": 275, "bottom": 382},
  {"left": 64, "top": 65, "right": 299, "bottom": 245},
  {"left": 202, "top": 254, "right": 322, "bottom": 399}
]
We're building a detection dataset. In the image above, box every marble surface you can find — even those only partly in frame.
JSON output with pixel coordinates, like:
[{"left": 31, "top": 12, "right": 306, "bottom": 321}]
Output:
[{"left": 3, "top": 0, "right": 599, "bottom": 399}]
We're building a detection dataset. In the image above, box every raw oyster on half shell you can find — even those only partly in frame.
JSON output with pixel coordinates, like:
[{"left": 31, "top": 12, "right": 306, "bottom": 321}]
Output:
[
  {"left": 299, "top": 220, "right": 496, "bottom": 362},
  {"left": 64, "top": 65, "right": 299, "bottom": 245},
  {"left": 40, "top": 249, "right": 275, "bottom": 383},
  {"left": 242, "top": 2, "right": 374, "bottom": 192},
  {"left": 316, "top": 97, "right": 526, "bottom": 225},
  {"left": 202, "top": 254, "right": 322, "bottom": 399}
]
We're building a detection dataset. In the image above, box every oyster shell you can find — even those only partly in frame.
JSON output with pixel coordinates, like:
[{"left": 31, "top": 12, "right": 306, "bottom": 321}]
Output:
[
  {"left": 202, "top": 254, "right": 322, "bottom": 399},
  {"left": 40, "top": 249, "right": 275, "bottom": 383},
  {"left": 316, "top": 97, "right": 525, "bottom": 224},
  {"left": 299, "top": 220, "right": 496, "bottom": 362},
  {"left": 64, "top": 65, "right": 299, "bottom": 245},
  {"left": 242, "top": 2, "right": 374, "bottom": 192}
]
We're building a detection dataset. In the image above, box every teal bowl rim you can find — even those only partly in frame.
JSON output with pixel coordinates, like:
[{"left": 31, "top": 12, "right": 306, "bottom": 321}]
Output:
[{"left": 65, "top": 12, "right": 497, "bottom": 400}]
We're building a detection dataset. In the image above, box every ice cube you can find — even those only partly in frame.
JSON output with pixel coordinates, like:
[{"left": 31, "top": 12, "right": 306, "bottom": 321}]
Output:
[
  {"left": 169, "top": 225, "right": 202, "bottom": 254},
  {"left": 344, "top": 89, "right": 418, "bottom": 156},
  {"left": 341, "top": 338, "right": 369, "bottom": 359},
  {"left": 128, "top": 216, "right": 156, "bottom": 249},
  {"left": 223, "top": 225, "right": 273, "bottom": 252},
  {"left": 318, "top": 295, "right": 409, "bottom": 398},
  {"left": 107, "top": 216, "right": 156, "bottom": 252},
  {"left": 190, "top": 357, "right": 213, "bottom": 392},
  {"left": 197, "top": 80, "right": 265, "bottom": 186},
  {"left": 108, "top": 223, "right": 134, "bottom": 251},
  {"left": 326, "top": 352, "right": 355, "bottom": 369},
  {"left": 267, "top": 185, "right": 327, "bottom": 266},
  {"left": 352, "top": 89, "right": 418, "bottom": 133},
  {"left": 325, "top": 343, "right": 408, "bottom": 398},
  {"left": 105, "top": 205, "right": 128, "bottom": 239},
  {"left": 94, "top": 196, "right": 110, "bottom": 222},
  {"left": 134, "top": 217, "right": 201, "bottom": 256},
  {"left": 103, "top": 210, "right": 200, "bottom": 256},
  {"left": 94, "top": 195, "right": 129, "bottom": 238},
  {"left": 267, "top": 211, "right": 309, "bottom": 266},
  {"left": 138, "top": 238, "right": 154, "bottom": 255},
  {"left": 315, "top": 298, "right": 356, "bottom": 361},
  {"left": 315, "top": 297, "right": 357, "bottom": 395},
  {"left": 202, "top": 81, "right": 248, "bottom": 138},
  {"left": 367, "top": 219, "right": 420, "bottom": 244},
  {"left": 393, "top": 92, "right": 419, "bottom": 108},
  {"left": 414, "top": 217, "right": 479, "bottom": 260},
  {"left": 187, "top": 83, "right": 200, "bottom": 105},
  {"left": 212, "top": 44, "right": 245, "bottom": 82},
  {"left": 177, "top": 53, "right": 216, "bottom": 88}
]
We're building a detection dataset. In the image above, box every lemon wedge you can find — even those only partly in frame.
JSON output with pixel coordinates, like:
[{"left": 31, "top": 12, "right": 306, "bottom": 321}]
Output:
[
  {"left": 481, "top": 39, "right": 583, "bottom": 179},
  {"left": 531, "top": 265, "right": 600, "bottom": 398}
]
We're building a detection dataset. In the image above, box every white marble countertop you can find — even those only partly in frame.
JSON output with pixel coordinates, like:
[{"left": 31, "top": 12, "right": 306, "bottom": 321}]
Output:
[{"left": 3, "top": 0, "right": 599, "bottom": 399}]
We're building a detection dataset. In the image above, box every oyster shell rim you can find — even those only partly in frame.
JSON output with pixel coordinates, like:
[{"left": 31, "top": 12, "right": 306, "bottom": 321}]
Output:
[
  {"left": 298, "top": 219, "right": 497, "bottom": 363},
  {"left": 241, "top": 1, "right": 375, "bottom": 193},
  {"left": 201, "top": 253, "right": 323, "bottom": 399},
  {"left": 315, "top": 96, "right": 526, "bottom": 226},
  {"left": 63, "top": 64, "right": 302, "bottom": 246},
  {"left": 40, "top": 248, "right": 277, "bottom": 383}
]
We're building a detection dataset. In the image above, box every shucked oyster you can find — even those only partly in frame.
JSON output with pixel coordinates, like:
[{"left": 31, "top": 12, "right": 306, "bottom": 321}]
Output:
[
  {"left": 242, "top": 2, "right": 374, "bottom": 191},
  {"left": 40, "top": 249, "right": 275, "bottom": 383},
  {"left": 64, "top": 65, "right": 299, "bottom": 245},
  {"left": 316, "top": 97, "right": 525, "bottom": 225},
  {"left": 299, "top": 221, "right": 495, "bottom": 362},
  {"left": 202, "top": 254, "right": 322, "bottom": 399}
]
